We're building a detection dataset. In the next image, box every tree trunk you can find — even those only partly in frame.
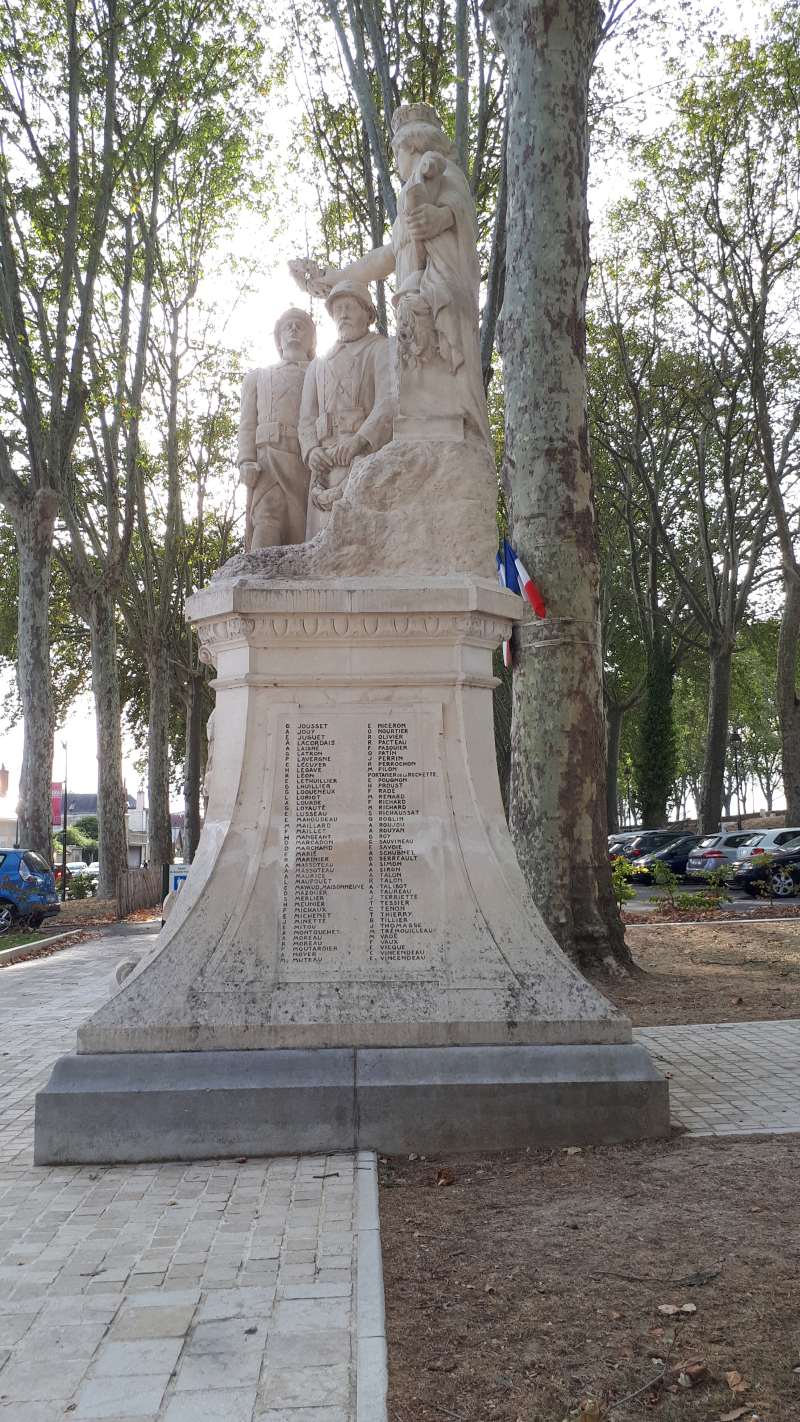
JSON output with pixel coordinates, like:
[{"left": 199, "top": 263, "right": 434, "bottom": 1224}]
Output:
[
  {"left": 88, "top": 589, "right": 129, "bottom": 900},
  {"left": 14, "top": 492, "right": 57, "bottom": 861},
  {"left": 605, "top": 700, "right": 623, "bottom": 834},
  {"left": 147, "top": 639, "right": 173, "bottom": 868},
  {"left": 184, "top": 671, "right": 204, "bottom": 863},
  {"left": 485, "top": 0, "right": 631, "bottom": 972},
  {"left": 698, "top": 641, "right": 733, "bottom": 833},
  {"left": 776, "top": 572, "right": 800, "bottom": 824}
]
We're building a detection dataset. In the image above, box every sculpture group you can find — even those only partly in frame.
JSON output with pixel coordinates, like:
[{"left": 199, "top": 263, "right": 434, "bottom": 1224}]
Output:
[{"left": 238, "top": 100, "right": 490, "bottom": 552}]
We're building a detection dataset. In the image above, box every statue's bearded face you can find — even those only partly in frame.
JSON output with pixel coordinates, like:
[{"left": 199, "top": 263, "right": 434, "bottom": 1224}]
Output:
[
  {"left": 278, "top": 315, "right": 313, "bottom": 361},
  {"left": 331, "top": 296, "right": 370, "bottom": 343}
]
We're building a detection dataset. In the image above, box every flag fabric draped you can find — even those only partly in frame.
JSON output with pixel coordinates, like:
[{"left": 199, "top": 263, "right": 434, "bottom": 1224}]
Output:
[
  {"left": 496, "top": 537, "right": 546, "bottom": 618},
  {"left": 496, "top": 537, "right": 546, "bottom": 669}
]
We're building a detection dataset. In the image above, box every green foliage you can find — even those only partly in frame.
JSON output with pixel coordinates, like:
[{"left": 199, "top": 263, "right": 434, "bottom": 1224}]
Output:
[
  {"left": 73, "top": 816, "right": 98, "bottom": 841},
  {"left": 610, "top": 856, "right": 643, "bottom": 908},
  {"left": 648, "top": 859, "right": 680, "bottom": 908},
  {"left": 65, "top": 874, "right": 93, "bottom": 901},
  {"left": 633, "top": 650, "right": 676, "bottom": 828}
]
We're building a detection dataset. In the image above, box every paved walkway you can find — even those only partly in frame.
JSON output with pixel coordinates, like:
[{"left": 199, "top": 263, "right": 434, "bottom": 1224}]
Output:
[
  {"left": 2, "top": 933, "right": 799, "bottom": 1418},
  {"left": 0, "top": 931, "right": 376, "bottom": 1422},
  {"left": 636, "top": 1020, "right": 800, "bottom": 1136}
]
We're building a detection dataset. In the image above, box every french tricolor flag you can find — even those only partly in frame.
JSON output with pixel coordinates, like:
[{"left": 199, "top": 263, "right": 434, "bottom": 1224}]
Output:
[{"left": 496, "top": 537, "right": 546, "bottom": 623}]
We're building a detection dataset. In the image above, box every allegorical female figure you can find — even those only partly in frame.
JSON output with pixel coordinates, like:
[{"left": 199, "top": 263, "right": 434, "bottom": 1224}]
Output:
[{"left": 291, "top": 102, "right": 491, "bottom": 449}]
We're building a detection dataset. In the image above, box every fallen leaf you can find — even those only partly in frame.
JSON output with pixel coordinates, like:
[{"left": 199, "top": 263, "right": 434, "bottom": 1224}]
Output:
[
  {"left": 436, "top": 1167, "right": 455, "bottom": 1187},
  {"left": 725, "top": 1370, "right": 750, "bottom": 1394},
  {"left": 579, "top": 1398, "right": 602, "bottom": 1420},
  {"left": 675, "top": 1359, "right": 708, "bottom": 1388},
  {"left": 564, "top": 1147, "right": 583, "bottom": 1156},
  {"left": 658, "top": 1304, "right": 680, "bottom": 1315},
  {"left": 719, "top": 1410, "right": 751, "bottom": 1422},
  {"left": 681, "top": 1302, "right": 698, "bottom": 1314}
]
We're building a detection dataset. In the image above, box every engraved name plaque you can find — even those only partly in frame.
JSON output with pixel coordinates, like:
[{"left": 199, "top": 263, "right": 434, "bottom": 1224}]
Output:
[{"left": 276, "top": 706, "right": 444, "bottom": 978}]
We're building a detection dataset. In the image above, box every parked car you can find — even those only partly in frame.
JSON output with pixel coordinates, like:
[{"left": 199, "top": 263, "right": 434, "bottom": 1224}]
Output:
[
  {"left": 728, "top": 827, "right": 800, "bottom": 867},
  {"left": 685, "top": 830, "right": 756, "bottom": 879},
  {"left": 608, "top": 832, "right": 641, "bottom": 857},
  {"left": 731, "top": 845, "right": 800, "bottom": 898},
  {"left": 620, "top": 830, "right": 687, "bottom": 861},
  {"left": 632, "top": 834, "right": 702, "bottom": 882},
  {"left": 0, "top": 849, "right": 60, "bottom": 933}
]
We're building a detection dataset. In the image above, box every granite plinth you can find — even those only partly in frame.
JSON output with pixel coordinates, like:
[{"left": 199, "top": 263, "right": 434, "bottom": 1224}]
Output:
[{"left": 34, "top": 1043, "right": 669, "bottom": 1164}]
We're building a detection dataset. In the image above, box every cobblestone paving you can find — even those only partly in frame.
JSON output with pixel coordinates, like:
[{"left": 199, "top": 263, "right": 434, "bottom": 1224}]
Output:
[
  {"left": 0, "top": 932, "right": 359, "bottom": 1421},
  {"left": 636, "top": 1019, "right": 800, "bottom": 1137}
]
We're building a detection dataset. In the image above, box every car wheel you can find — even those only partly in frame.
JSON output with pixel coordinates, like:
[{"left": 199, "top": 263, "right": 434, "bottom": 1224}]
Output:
[
  {"left": 0, "top": 902, "right": 18, "bottom": 935},
  {"left": 769, "top": 867, "right": 797, "bottom": 899}
]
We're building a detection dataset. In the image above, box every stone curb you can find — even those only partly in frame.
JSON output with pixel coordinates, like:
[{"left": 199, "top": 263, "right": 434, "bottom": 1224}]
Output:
[
  {"left": 0, "top": 929, "right": 80, "bottom": 966},
  {"left": 356, "top": 1149, "right": 388, "bottom": 1422}
]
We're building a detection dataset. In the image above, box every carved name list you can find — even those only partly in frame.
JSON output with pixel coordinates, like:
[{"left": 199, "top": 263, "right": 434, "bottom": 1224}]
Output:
[{"left": 278, "top": 708, "right": 442, "bottom": 975}]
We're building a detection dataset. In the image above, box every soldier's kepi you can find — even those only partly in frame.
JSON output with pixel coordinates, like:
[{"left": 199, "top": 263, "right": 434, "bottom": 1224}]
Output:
[
  {"left": 298, "top": 280, "right": 393, "bottom": 539},
  {"left": 238, "top": 307, "right": 316, "bottom": 550}
]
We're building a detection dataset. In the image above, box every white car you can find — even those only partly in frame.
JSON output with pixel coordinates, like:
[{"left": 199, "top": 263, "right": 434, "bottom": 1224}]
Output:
[
  {"left": 730, "top": 828, "right": 800, "bottom": 869},
  {"left": 685, "top": 830, "right": 758, "bottom": 878}
]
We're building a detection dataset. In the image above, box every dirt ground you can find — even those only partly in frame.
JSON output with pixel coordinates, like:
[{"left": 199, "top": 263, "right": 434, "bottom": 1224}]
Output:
[
  {"left": 603, "top": 921, "right": 800, "bottom": 1026},
  {"left": 380, "top": 1137, "right": 800, "bottom": 1421},
  {"left": 381, "top": 924, "right": 800, "bottom": 1419}
]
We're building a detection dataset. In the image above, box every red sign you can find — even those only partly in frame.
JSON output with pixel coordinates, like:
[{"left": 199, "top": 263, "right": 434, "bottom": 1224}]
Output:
[{"left": 51, "top": 781, "right": 63, "bottom": 826}]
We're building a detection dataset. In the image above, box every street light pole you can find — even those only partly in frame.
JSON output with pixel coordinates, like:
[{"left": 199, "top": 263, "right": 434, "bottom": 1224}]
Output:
[{"left": 61, "top": 741, "right": 68, "bottom": 902}]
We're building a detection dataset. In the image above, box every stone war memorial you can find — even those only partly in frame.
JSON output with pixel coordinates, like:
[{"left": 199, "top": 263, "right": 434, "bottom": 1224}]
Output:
[{"left": 34, "top": 102, "right": 668, "bottom": 1164}]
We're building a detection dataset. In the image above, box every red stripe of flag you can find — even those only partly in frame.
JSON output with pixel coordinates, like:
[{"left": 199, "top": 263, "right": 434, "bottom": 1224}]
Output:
[{"left": 513, "top": 556, "right": 546, "bottom": 619}]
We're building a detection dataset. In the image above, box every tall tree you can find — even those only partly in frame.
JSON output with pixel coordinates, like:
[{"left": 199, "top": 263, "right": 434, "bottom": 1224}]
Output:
[{"left": 483, "top": 0, "right": 633, "bottom": 970}]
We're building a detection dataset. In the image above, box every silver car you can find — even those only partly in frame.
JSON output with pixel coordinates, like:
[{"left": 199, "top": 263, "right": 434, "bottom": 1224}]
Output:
[
  {"left": 685, "top": 830, "right": 758, "bottom": 878},
  {"left": 729, "top": 827, "right": 800, "bottom": 868}
]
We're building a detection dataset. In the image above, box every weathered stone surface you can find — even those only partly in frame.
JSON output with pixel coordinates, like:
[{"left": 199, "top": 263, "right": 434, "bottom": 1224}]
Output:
[
  {"left": 75, "top": 576, "right": 630, "bottom": 1056},
  {"left": 216, "top": 438, "right": 498, "bottom": 584},
  {"left": 34, "top": 1043, "right": 669, "bottom": 1163}
]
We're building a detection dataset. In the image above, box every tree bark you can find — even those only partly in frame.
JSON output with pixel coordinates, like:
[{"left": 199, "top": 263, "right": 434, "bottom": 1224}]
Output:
[
  {"left": 183, "top": 671, "right": 204, "bottom": 863},
  {"left": 698, "top": 641, "right": 733, "bottom": 833},
  {"left": 605, "top": 700, "right": 623, "bottom": 834},
  {"left": 776, "top": 572, "right": 800, "bottom": 824},
  {"left": 147, "top": 640, "right": 173, "bottom": 868},
  {"left": 14, "top": 491, "right": 58, "bottom": 861},
  {"left": 88, "top": 589, "right": 129, "bottom": 899},
  {"left": 485, "top": 0, "right": 631, "bottom": 971}
]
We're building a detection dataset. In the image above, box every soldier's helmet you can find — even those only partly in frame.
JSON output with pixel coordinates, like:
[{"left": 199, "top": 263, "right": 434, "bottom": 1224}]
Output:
[{"left": 325, "top": 280, "right": 377, "bottom": 325}]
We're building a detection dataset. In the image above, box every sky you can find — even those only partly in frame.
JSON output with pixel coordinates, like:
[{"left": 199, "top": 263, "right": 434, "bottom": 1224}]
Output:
[{"left": 0, "top": 0, "right": 772, "bottom": 815}]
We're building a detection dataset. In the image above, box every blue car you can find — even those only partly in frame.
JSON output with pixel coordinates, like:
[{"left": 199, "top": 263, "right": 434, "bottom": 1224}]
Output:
[{"left": 0, "top": 849, "right": 60, "bottom": 933}]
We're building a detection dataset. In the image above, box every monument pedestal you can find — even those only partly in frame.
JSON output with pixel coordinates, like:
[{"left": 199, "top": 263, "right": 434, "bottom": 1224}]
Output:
[{"left": 34, "top": 576, "right": 668, "bottom": 1162}]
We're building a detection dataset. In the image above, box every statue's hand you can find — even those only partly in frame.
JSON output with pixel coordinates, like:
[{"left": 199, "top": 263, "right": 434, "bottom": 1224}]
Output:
[
  {"left": 308, "top": 446, "right": 334, "bottom": 476},
  {"left": 239, "top": 462, "right": 259, "bottom": 489},
  {"left": 289, "top": 257, "right": 339, "bottom": 299},
  {"left": 406, "top": 202, "right": 452, "bottom": 241},
  {"left": 332, "top": 434, "right": 367, "bottom": 467}
]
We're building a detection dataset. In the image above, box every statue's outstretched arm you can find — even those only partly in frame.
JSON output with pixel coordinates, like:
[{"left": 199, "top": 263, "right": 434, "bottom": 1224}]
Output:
[{"left": 290, "top": 244, "right": 395, "bottom": 299}]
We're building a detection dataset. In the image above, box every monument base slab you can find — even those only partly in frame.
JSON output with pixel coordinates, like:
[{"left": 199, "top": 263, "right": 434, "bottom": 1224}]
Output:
[{"left": 34, "top": 1043, "right": 669, "bottom": 1164}]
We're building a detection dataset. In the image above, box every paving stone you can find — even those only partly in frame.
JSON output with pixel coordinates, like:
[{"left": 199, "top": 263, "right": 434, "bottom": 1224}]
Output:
[
  {"left": 162, "top": 1387, "right": 257, "bottom": 1421},
  {"left": 0, "top": 930, "right": 359, "bottom": 1420}
]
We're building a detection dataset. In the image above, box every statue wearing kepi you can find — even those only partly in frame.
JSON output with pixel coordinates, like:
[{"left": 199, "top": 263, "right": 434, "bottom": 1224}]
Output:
[{"left": 298, "top": 280, "right": 393, "bottom": 538}]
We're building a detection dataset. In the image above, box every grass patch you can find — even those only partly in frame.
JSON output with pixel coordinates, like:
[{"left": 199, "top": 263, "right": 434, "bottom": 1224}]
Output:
[{"left": 0, "top": 930, "right": 51, "bottom": 952}]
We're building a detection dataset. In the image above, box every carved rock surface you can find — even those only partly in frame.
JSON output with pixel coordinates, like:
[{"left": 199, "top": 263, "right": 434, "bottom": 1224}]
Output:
[{"left": 215, "top": 437, "right": 497, "bottom": 582}]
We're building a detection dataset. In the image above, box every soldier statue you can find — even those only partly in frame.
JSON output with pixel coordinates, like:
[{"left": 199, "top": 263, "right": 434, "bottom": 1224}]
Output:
[{"left": 238, "top": 307, "right": 317, "bottom": 549}]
